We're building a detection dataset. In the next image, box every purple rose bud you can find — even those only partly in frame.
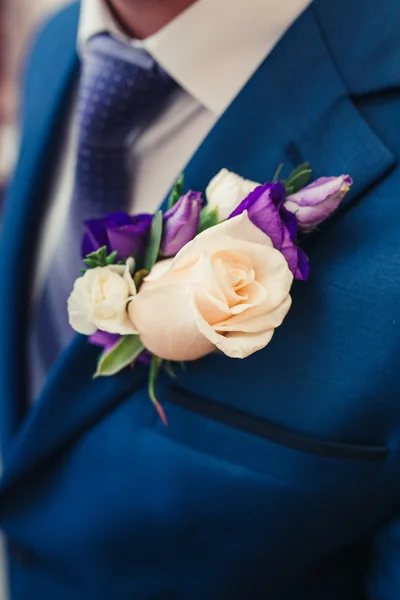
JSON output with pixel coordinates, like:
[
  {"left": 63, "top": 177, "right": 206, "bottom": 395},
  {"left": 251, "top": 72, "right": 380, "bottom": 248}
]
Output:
[
  {"left": 161, "top": 191, "right": 202, "bottom": 256},
  {"left": 82, "top": 212, "right": 153, "bottom": 261},
  {"left": 284, "top": 175, "right": 353, "bottom": 231},
  {"left": 230, "top": 183, "right": 309, "bottom": 280}
]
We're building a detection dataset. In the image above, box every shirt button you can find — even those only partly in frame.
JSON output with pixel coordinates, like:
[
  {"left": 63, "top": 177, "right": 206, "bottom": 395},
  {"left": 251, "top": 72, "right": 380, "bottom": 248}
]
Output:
[{"left": 9, "top": 541, "right": 37, "bottom": 566}]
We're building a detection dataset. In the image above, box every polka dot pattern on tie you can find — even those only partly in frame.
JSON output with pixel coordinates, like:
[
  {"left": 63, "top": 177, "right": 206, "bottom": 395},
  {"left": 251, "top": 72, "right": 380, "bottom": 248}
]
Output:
[{"left": 75, "top": 33, "right": 177, "bottom": 213}]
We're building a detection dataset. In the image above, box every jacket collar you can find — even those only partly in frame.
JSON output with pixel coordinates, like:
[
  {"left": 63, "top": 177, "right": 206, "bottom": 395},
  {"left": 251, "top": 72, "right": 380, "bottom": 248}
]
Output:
[{"left": 78, "top": 0, "right": 312, "bottom": 116}]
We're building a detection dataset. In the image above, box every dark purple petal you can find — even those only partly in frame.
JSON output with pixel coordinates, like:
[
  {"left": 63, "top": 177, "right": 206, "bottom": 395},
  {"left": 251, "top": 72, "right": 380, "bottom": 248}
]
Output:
[
  {"left": 229, "top": 183, "right": 271, "bottom": 218},
  {"left": 81, "top": 212, "right": 132, "bottom": 258},
  {"left": 82, "top": 218, "right": 111, "bottom": 257},
  {"left": 230, "top": 182, "right": 308, "bottom": 280},
  {"left": 104, "top": 212, "right": 133, "bottom": 227},
  {"left": 89, "top": 331, "right": 121, "bottom": 352},
  {"left": 280, "top": 246, "right": 298, "bottom": 278},
  {"left": 161, "top": 191, "right": 202, "bottom": 256},
  {"left": 290, "top": 247, "right": 309, "bottom": 281},
  {"left": 280, "top": 246, "right": 309, "bottom": 281},
  {"left": 137, "top": 349, "right": 153, "bottom": 365},
  {"left": 81, "top": 212, "right": 152, "bottom": 261},
  {"left": 107, "top": 214, "right": 153, "bottom": 260},
  {"left": 269, "top": 181, "right": 286, "bottom": 208},
  {"left": 297, "top": 248, "right": 310, "bottom": 280},
  {"left": 230, "top": 183, "right": 286, "bottom": 249},
  {"left": 280, "top": 205, "right": 298, "bottom": 242}
]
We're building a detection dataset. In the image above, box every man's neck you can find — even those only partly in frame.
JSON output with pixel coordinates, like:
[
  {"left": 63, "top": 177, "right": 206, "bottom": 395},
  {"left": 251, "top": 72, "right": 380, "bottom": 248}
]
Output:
[{"left": 106, "top": 0, "right": 198, "bottom": 39}]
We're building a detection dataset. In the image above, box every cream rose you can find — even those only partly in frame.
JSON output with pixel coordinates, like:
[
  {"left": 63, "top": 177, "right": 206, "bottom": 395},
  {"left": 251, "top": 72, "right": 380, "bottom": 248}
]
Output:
[
  {"left": 128, "top": 212, "right": 293, "bottom": 361},
  {"left": 68, "top": 259, "right": 138, "bottom": 336},
  {"left": 206, "top": 169, "right": 260, "bottom": 221}
]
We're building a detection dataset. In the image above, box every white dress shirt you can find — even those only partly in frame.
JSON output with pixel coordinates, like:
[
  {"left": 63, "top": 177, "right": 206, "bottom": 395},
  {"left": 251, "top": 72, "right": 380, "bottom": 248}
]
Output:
[{"left": 34, "top": 0, "right": 311, "bottom": 297}]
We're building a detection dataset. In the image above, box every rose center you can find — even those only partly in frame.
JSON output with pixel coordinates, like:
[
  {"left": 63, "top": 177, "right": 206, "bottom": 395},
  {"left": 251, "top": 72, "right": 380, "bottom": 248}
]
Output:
[{"left": 214, "top": 254, "right": 256, "bottom": 309}]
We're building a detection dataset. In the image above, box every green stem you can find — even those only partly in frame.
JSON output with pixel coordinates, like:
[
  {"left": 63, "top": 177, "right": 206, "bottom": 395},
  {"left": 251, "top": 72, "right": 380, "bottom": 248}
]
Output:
[
  {"left": 148, "top": 356, "right": 168, "bottom": 425},
  {"left": 272, "top": 163, "right": 284, "bottom": 183}
]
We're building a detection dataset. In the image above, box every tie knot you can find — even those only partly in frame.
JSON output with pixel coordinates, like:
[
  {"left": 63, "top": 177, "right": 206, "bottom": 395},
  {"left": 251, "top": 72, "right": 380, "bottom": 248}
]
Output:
[
  {"left": 78, "top": 33, "right": 176, "bottom": 148},
  {"left": 86, "top": 33, "right": 167, "bottom": 78}
]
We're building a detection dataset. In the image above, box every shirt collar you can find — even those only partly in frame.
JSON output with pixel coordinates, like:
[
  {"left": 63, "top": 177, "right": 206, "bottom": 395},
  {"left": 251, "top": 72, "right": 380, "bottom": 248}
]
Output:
[{"left": 78, "top": 0, "right": 311, "bottom": 115}]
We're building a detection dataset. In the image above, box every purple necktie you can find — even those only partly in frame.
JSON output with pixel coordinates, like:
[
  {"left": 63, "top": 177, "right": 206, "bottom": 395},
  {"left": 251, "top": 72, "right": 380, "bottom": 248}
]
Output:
[{"left": 30, "top": 34, "right": 177, "bottom": 401}]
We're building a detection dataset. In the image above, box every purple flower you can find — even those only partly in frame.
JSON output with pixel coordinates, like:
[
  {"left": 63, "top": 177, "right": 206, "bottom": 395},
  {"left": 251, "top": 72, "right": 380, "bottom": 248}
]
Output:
[
  {"left": 284, "top": 175, "right": 353, "bottom": 231},
  {"left": 89, "top": 330, "right": 151, "bottom": 365},
  {"left": 136, "top": 349, "right": 153, "bottom": 366},
  {"left": 89, "top": 331, "right": 121, "bottom": 352},
  {"left": 161, "top": 191, "right": 202, "bottom": 256},
  {"left": 230, "top": 183, "right": 309, "bottom": 280},
  {"left": 82, "top": 212, "right": 153, "bottom": 261}
]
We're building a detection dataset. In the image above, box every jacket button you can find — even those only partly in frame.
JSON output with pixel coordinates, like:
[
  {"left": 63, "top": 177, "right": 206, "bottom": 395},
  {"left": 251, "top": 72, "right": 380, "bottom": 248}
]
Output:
[{"left": 9, "top": 541, "right": 36, "bottom": 566}]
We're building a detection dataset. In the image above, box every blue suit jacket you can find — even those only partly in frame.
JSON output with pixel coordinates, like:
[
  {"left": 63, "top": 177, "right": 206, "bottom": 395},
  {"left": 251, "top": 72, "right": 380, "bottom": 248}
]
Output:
[{"left": 1, "top": 1, "right": 400, "bottom": 598}]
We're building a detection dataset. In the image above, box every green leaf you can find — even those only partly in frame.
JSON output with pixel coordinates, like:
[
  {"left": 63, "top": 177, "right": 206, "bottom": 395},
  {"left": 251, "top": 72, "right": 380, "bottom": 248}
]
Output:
[
  {"left": 198, "top": 206, "right": 219, "bottom": 233},
  {"left": 287, "top": 162, "right": 311, "bottom": 180},
  {"left": 83, "top": 246, "right": 119, "bottom": 269},
  {"left": 272, "top": 163, "right": 284, "bottom": 183},
  {"left": 144, "top": 211, "right": 163, "bottom": 272},
  {"left": 82, "top": 258, "right": 99, "bottom": 269},
  {"left": 106, "top": 251, "right": 118, "bottom": 265},
  {"left": 167, "top": 173, "right": 185, "bottom": 209},
  {"left": 148, "top": 356, "right": 168, "bottom": 425},
  {"left": 134, "top": 268, "right": 149, "bottom": 290},
  {"left": 284, "top": 162, "right": 312, "bottom": 195},
  {"left": 98, "top": 246, "right": 107, "bottom": 262},
  {"left": 94, "top": 335, "right": 144, "bottom": 378}
]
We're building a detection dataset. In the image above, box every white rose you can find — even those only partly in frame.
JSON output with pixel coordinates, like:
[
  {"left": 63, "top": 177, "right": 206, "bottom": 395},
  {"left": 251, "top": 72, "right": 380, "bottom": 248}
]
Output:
[
  {"left": 68, "top": 259, "right": 138, "bottom": 336},
  {"left": 128, "top": 212, "right": 293, "bottom": 361},
  {"left": 205, "top": 168, "right": 260, "bottom": 221}
]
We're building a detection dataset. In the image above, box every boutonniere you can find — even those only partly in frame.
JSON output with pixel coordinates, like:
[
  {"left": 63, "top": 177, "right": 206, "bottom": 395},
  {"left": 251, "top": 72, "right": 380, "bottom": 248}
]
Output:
[{"left": 68, "top": 165, "right": 352, "bottom": 422}]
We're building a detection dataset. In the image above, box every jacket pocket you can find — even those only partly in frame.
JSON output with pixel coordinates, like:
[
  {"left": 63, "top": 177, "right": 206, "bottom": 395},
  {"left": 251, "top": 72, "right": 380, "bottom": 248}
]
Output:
[
  {"left": 166, "top": 385, "right": 387, "bottom": 462},
  {"left": 156, "top": 385, "right": 388, "bottom": 491}
]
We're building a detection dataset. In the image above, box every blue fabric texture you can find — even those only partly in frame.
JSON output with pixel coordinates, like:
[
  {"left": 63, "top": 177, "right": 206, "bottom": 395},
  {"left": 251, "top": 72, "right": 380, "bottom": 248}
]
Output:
[{"left": 1, "top": 0, "right": 400, "bottom": 598}]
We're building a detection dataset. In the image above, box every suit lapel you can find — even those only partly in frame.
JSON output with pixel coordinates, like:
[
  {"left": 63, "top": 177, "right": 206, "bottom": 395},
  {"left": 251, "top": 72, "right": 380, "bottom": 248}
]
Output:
[
  {"left": 0, "top": 6, "right": 396, "bottom": 493},
  {"left": 0, "top": 3, "right": 80, "bottom": 456}
]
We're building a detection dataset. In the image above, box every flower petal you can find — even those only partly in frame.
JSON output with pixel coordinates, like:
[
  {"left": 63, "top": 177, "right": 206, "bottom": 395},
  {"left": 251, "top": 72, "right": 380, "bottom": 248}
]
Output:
[
  {"left": 89, "top": 331, "right": 121, "bottom": 351},
  {"left": 161, "top": 191, "right": 202, "bottom": 256},
  {"left": 285, "top": 175, "right": 353, "bottom": 230},
  {"left": 172, "top": 212, "right": 273, "bottom": 273},
  {"left": 128, "top": 285, "right": 214, "bottom": 361},
  {"left": 229, "top": 183, "right": 286, "bottom": 249},
  {"left": 193, "top": 300, "right": 276, "bottom": 359},
  {"left": 206, "top": 169, "right": 260, "bottom": 221},
  {"left": 67, "top": 273, "right": 98, "bottom": 335},
  {"left": 214, "top": 295, "right": 292, "bottom": 333}
]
